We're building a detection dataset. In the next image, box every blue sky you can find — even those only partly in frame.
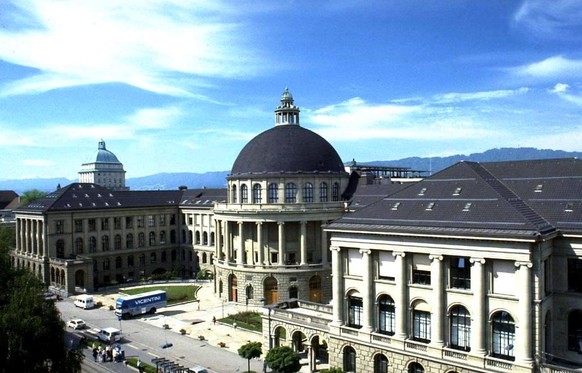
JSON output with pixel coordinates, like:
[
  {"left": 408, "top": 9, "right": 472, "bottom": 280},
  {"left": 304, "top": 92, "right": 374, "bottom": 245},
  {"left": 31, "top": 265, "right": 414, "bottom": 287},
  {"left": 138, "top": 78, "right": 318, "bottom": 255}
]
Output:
[{"left": 1, "top": 0, "right": 582, "bottom": 181}]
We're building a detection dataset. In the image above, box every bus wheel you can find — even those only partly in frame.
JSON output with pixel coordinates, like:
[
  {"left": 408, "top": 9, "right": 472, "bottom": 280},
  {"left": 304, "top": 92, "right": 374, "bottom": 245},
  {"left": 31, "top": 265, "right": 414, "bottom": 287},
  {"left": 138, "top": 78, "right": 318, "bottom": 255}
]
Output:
[{"left": 150, "top": 308, "right": 156, "bottom": 314}]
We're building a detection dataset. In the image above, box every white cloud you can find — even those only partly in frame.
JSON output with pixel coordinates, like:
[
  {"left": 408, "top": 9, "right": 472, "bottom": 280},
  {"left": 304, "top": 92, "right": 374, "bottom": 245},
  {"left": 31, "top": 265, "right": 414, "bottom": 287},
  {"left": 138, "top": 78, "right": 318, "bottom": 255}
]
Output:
[
  {"left": 433, "top": 88, "right": 529, "bottom": 104},
  {"left": 0, "top": 0, "right": 270, "bottom": 97},
  {"left": 513, "top": 0, "right": 582, "bottom": 40},
  {"left": 22, "top": 159, "right": 55, "bottom": 167},
  {"left": 513, "top": 56, "right": 582, "bottom": 79},
  {"left": 549, "top": 83, "right": 570, "bottom": 93}
]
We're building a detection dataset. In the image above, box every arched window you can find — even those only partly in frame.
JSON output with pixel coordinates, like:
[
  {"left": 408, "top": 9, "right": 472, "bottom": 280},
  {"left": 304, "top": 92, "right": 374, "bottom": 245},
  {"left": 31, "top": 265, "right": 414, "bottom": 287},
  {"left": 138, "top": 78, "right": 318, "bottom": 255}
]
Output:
[
  {"left": 149, "top": 232, "right": 156, "bottom": 246},
  {"left": 127, "top": 255, "right": 134, "bottom": 268},
  {"left": 332, "top": 182, "right": 340, "bottom": 201},
  {"left": 241, "top": 184, "right": 248, "bottom": 203},
  {"left": 161, "top": 251, "right": 167, "bottom": 262},
  {"left": 75, "top": 238, "right": 84, "bottom": 255},
  {"left": 231, "top": 184, "right": 237, "bottom": 203},
  {"left": 103, "top": 258, "right": 110, "bottom": 270},
  {"left": 195, "top": 231, "right": 201, "bottom": 244},
  {"left": 203, "top": 232, "right": 208, "bottom": 245},
  {"left": 268, "top": 183, "right": 279, "bottom": 203},
  {"left": 343, "top": 346, "right": 356, "bottom": 373},
  {"left": 138, "top": 232, "right": 145, "bottom": 247},
  {"left": 374, "top": 354, "right": 389, "bottom": 373},
  {"left": 253, "top": 183, "right": 262, "bottom": 204},
  {"left": 170, "top": 229, "right": 176, "bottom": 244},
  {"left": 408, "top": 362, "right": 425, "bottom": 373},
  {"left": 101, "top": 235, "right": 109, "bottom": 251},
  {"left": 303, "top": 182, "right": 313, "bottom": 202},
  {"left": 160, "top": 231, "right": 166, "bottom": 244},
  {"left": 89, "top": 236, "right": 97, "bottom": 253},
  {"left": 450, "top": 305, "right": 471, "bottom": 351},
  {"left": 491, "top": 311, "right": 515, "bottom": 360},
  {"left": 347, "top": 292, "right": 363, "bottom": 329},
  {"left": 285, "top": 183, "right": 297, "bottom": 203},
  {"left": 319, "top": 182, "right": 328, "bottom": 202},
  {"left": 378, "top": 295, "right": 395, "bottom": 335},
  {"left": 126, "top": 233, "right": 133, "bottom": 249},
  {"left": 210, "top": 232, "right": 215, "bottom": 245}
]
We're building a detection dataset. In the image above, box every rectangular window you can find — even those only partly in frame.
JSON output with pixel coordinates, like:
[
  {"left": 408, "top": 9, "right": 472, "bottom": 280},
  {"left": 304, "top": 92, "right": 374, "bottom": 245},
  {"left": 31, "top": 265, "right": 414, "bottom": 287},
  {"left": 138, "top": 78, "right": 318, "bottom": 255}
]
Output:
[
  {"left": 378, "top": 252, "right": 396, "bottom": 281},
  {"left": 493, "top": 260, "right": 516, "bottom": 295},
  {"left": 413, "top": 310, "right": 431, "bottom": 343},
  {"left": 55, "top": 220, "right": 64, "bottom": 234},
  {"left": 544, "top": 259, "right": 551, "bottom": 295},
  {"left": 88, "top": 219, "right": 96, "bottom": 232},
  {"left": 159, "top": 214, "right": 166, "bottom": 226},
  {"left": 74, "top": 219, "right": 83, "bottom": 233},
  {"left": 378, "top": 297, "right": 395, "bottom": 335},
  {"left": 450, "top": 256, "right": 471, "bottom": 290},
  {"left": 347, "top": 249, "right": 362, "bottom": 276},
  {"left": 113, "top": 217, "right": 121, "bottom": 230},
  {"left": 101, "top": 218, "right": 109, "bottom": 230},
  {"left": 413, "top": 254, "right": 431, "bottom": 285},
  {"left": 147, "top": 215, "right": 155, "bottom": 228},
  {"left": 137, "top": 216, "right": 144, "bottom": 228},
  {"left": 348, "top": 296, "right": 363, "bottom": 329},
  {"left": 568, "top": 258, "right": 582, "bottom": 292},
  {"left": 125, "top": 216, "right": 133, "bottom": 229}
]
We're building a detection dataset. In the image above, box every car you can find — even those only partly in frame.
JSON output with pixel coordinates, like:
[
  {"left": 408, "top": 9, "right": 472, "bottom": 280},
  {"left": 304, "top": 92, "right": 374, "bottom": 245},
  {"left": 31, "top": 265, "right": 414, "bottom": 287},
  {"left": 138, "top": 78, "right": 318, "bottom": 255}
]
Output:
[
  {"left": 97, "top": 327, "right": 122, "bottom": 343},
  {"left": 188, "top": 366, "right": 208, "bottom": 373},
  {"left": 67, "top": 319, "right": 87, "bottom": 330}
]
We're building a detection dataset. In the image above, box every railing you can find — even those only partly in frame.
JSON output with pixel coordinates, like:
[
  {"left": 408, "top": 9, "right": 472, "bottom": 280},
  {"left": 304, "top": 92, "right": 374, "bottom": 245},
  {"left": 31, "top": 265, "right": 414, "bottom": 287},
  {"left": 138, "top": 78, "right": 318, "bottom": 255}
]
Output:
[
  {"left": 214, "top": 259, "right": 326, "bottom": 270},
  {"left": 443, "top": 348, "right": 468, "bottom": 361},
  {"left": 405, "top": 340, "right": 428, "bottom": 352},
  {"left": 372, "top": 334, "right": 392, "bottom": 345},
  {"left": 485, "top": 357, "right": 514, "bottom": 371},
  {"left": 214, "top": 202, "right": 344, "bottom": 213},
  {"left": 340, "top": 327, "right": 359, "bottom": 337}
]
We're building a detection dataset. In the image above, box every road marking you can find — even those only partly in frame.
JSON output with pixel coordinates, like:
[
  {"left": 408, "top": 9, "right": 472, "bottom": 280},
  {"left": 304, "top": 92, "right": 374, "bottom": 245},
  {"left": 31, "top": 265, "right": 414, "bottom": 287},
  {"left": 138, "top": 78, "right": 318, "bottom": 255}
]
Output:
[
  {"left": 127, "top": 344, "right": 138, "bottom": 349},
  {"left": 147, "top": 352, "right": 160, "bottom": 358}
]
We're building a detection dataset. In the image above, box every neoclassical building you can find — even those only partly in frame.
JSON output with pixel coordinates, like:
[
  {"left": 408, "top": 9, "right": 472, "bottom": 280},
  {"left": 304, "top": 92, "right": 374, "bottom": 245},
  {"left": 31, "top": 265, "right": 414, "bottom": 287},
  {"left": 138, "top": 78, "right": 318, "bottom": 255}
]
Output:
[
  {"left": 213, "top": 88, "right": 349, "bottom": 306},
  {"left": 79, "top": 139, "right": 128, "bottom": 191},
  {"left": 261, "top": 158, "right": 582, "bottom": 373}
]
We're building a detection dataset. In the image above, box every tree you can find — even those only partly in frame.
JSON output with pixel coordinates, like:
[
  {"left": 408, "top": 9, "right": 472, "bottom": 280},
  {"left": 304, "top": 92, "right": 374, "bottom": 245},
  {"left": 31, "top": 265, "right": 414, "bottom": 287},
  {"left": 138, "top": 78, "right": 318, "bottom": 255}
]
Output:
[
  {"left": 0, "top": 245, "right": 83, "bottom": 372},
  {"left": 264, "top": 346, "right": 301, "bottom": 373},
  {"left": 19, "top": 189, "right": 48, "bottom": 206},
  {"left": 238, "top": 341, "right": 262, "bottom": 373}
]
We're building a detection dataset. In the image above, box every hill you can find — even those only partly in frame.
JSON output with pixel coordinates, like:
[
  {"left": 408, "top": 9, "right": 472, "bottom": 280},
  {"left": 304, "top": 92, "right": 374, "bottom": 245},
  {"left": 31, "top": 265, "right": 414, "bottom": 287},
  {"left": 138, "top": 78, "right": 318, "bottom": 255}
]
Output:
[{"left": 1, "top": 147, "right": 581, "bottom": 194}]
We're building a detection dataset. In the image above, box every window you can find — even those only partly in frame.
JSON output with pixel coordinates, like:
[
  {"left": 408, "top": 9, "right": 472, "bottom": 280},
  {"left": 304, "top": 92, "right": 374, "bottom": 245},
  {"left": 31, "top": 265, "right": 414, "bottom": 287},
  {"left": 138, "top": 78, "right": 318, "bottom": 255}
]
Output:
[
  {"left": 170, "top": 214, "right": 176, "bottom": 225},
  {"left": 127, "top": 255, "right": 134, "bottom": 268},
  {"left": 491, "top": 311, "right": 515, "bottom": 361},
  {"left": 139, "top": 254, "right": 145, "bottom": 266},
  {"left": 101, "top": 218, "right": 109, "bottom": 230},
  {"left": 378, "top": 252, "right": 396, "bottom": 281},
  {"left": 75, "top": 238, "right": 83, "bottom": 254},
  {"left": 74, "top": 219, "right": 83, "bottom": 233},
  {"left": 149, "top": 232, "right": 156, "bottom": 246},
  {"left": 413, "top": 254, "right": 431, "bottom": 285},
  {"left": 450, "top": 305, "right": 471, "bottom": 351},
  {"left": 450, "top": 256, "right": 470, "bottom": 290},
  {"left": 113, "top": 217, "right": 121, "bottom": 230},
  {"left": 137, "top": 216, "right": 144, "bottom": 228},
  {"left": 114, "top": 234, "right": 122, "bottom": 250},
  {"left": 101, "top": 235, "right": 109, "bottom": 251},
  {"left": 332, "top": 182, "right": 340, "bottom": 201},
  {"left": 103, "top": 258, "right": 110, "bottom": 270},
  {"left": 89, "top": 236, "right": 96, "bottom": 253},
  {"left": 568, "top": 258, "right": 582, "bottom": 292},
  {"left": 320, "top": 182, "right": 328, "bottom": 202},
  {"left": 88, "top": 219, "right": 96, "bottom": 231},
  {"left": 241, "top": 184, "right": 248, "bottom": 203},
  {"left": 268, "top": 183, "right": 278, "bottom": 203},
  {"left": 115, "top": 256, "right": 122, "bottom": 269},
  {"left": 343, "top": 346, "right": 356, "bottom": 373},
  {"left": 303, "top": 182, "right": 313, "bottom": 202},
  {"left": 232, "top": 185, "right": 237, "bottom": 203},
  {"left": 413, "top": 305, "right": 431, "bottom": 343},
  {"left": 253, "top": 183, "right": 262, "bottom": 204},
  {"left": 150, "top": 252, "right": 157, "bottom": 263},
  {"left": 289, "top": 286, "right": 298, "bottom": 299},
  {"left": 160, "top": 231, "right": 166, "bottom": 245},
  {"left": 408, "top": 362, "right": 425, "bottom": 373},
  {"left": 378, "top": 295, "right": 395, "bottom": 335},
  {"left": 285, "top": 183, "right": 297, "bottom": 203},
  {"left": 347, "top": 295, "right": 363, "bottom": 329},
  {"left": 138, "top": 233, "right": 145, "bottom": 247},
  {"left": 147, "top": 215, "right": 155, "bottom": 228},
  {"left": 126, "top": 234, "right": 133, "bottom": 249},
  {"left": 568, "top": 310, "right": 582, "bottom": 352},
  {"left": 159, "top": 215, "right": 166, "bottom": 226},
  {"left": 374, "top": 354, "right": 388, "bottom": 373},
  {"left": 125, "top": 216, "right": 133, "bottom": 229},
  {"left": 493, "top": 260, "right": 516, "bottom": 295},
  {"left": 55, "top": 220, "right": 64, "bottom": 234}
]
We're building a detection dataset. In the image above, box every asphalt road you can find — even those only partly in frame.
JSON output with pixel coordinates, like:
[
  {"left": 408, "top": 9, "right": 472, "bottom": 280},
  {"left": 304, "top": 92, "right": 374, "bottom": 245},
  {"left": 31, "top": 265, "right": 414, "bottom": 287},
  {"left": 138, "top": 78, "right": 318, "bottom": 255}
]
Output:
[{"left": 58, "top": 299, "right": 264, "bottom": 373}]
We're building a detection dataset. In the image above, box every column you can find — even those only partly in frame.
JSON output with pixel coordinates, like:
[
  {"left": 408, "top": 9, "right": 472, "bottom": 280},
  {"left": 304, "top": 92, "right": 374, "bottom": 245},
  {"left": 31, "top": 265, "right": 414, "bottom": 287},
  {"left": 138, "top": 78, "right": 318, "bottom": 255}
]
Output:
[
  {"left": 320, "top": 223, "right": 328, "bottom": 266},
  {"left": 257, "top": 222, "right": 264, "bottom": 266},
  {"left": 224, "top": 221, "right": 231, "bottom": 263},
  {"left": 470, "top": 258, "right": 486, "bottom": 354},
  {"left": 516, "top": 261, "right": 533, "bottom": 364},
  {"left": 32, "top": 220, "right": 37, "bottom": 255},
  {"left": 331, "top": 245, "right": 344, "bottom": 325},
  {"left": 430, "top": 255, "right": 444, "bottom": 347},
  {"left": 15, "top": 218, "right": 20, "bottom": 253},
  {"left": 214, "top": 219, "right": 220, "bottom": 260},
  {"left": 395, "top": 252, "right": 407, "bottom": 338},
  {"left": 277, "top": 222, "right": 285, "bottom": 266},
  {"left": 361, "top": 248, "right": 374, "bottom": 332},
  {"left": 237, "top": 222, "right": 244, "bottom": 266},
  {"left": 300, "top": 221, "right": 307, "bottom": 265}
]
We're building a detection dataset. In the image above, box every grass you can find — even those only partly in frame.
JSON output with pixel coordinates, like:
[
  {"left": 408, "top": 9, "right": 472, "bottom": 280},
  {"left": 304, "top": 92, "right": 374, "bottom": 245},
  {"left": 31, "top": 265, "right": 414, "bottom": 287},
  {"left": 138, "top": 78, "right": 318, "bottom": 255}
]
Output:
[
  {"left": 122, "top": 285, "right": 200, "bottom": 305},
  {"left": 126, "top": 357, "right": 157, "bottom": 373},
  {"left": 218, "top": 311, "right": 263, "bottom": 333}
]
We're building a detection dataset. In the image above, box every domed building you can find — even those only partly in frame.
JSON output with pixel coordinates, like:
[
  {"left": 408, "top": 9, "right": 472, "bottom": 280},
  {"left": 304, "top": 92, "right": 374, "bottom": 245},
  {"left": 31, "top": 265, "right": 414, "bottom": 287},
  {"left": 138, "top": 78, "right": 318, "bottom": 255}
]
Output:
[
  {"left": 213, "top": 88, "right": 350, "bottom": 305},
  {"left": 79, "top": 139, "right": 128, "bottom": 190}
]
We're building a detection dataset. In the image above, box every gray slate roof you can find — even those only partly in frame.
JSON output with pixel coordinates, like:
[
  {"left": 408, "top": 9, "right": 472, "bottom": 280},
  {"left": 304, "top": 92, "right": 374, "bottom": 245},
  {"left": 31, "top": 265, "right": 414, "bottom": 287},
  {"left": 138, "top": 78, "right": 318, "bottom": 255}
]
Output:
[{"left": 327, "top": 158, "right": 582, "bottom": 239}]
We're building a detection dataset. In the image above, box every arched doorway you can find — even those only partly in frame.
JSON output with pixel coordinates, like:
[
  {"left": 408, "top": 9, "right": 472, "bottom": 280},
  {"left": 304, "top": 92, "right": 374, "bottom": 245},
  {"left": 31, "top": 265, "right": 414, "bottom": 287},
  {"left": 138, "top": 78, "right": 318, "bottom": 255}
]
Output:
[
  {"left": 75, "top": 269, "right": 85, "bottom": 289},
  {"left": 309, "top": 336, "right": 328, "bottom": 372},
  {"left": 274, "top": 326, "right": 286, "bottom": 348},
  {"left": 309, "top": 275, "right": 322, "bottom": 302},
  {"left": 292, "top": 331, "right": 306, "bottom": 352},
  {"left": 264, "top": 277, "right": 278, "bottom": 304},
  {"left": 229, "top": 274, "right": 238, "bottom": 302}
]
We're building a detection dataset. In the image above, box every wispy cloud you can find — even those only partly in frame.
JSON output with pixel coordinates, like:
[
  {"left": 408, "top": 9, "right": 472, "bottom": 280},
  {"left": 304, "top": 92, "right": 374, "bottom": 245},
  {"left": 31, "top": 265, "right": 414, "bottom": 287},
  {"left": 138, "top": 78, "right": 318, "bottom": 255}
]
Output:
[
  {"left": 512, "top": 56, "right": 582, "bottom": 79},
  {"left": 513, "top": 0, "right": 582, "bottom": 40},
  {"left": 548, "top": 82, "right": 582, "bottom": 105},
  {"left": 0, "top": 0, "right": 270, "bottom": 97},
  {"left": 433, "top": 87, "right": 529, "bottom": 104}
]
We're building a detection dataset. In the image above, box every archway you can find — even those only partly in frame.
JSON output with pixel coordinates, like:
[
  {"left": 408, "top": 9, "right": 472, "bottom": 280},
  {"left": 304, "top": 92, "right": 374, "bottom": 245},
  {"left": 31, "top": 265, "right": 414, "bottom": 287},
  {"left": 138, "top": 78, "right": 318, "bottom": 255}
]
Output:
[
  {"left": 75, "top": 270, "right": 85, "bottom": 289},
  {"left": 309, "top": 336, "right": 328, "bottom": 372},
  {"left": 274, "top": 326, "right": 286, "bottom": 348},
  {"left": 292, "top": 330, "right": 307, "bottom": 353},
  {"left": 264, "top": 277, "right": 278, "bottom": 305},
  {"left": 229, "top": 274, "right": 238, "bottom": 302}
]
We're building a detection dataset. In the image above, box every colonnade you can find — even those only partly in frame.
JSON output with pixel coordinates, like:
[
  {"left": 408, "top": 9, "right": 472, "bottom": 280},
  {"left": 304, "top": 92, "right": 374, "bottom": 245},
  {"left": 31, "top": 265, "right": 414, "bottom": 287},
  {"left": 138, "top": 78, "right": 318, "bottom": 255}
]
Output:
[{"left": 15, "top": 218, "right": 45, "bottom": 256}]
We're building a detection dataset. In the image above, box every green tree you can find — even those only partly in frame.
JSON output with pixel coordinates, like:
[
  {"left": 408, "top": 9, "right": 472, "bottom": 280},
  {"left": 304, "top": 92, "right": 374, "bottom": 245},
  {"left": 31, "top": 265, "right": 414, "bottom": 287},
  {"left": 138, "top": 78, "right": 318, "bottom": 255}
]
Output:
[
  {"left": 19, "top": 189, "right": 48, "bottom": 206},
  {"left": 238, "top": 341, "right": 262, "bottom": 373},
  {"left": 0, "top": 226, "right": 15, "bottom": 251},
  {"left": 0, "top": 246, "right": 83, "bottom": 372},
  {"left": 264, "top": 346, "right": 301, "bottom": 373},
  {"left": 321, "top": 368, "right": 343, "bottom": 373}
]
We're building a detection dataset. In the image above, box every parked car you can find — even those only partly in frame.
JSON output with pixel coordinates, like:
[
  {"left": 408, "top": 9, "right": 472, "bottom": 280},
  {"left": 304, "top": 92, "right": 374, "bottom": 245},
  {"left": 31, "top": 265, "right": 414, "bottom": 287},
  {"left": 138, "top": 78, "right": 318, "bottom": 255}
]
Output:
[
  {"left": 188, "top": 366, "right": 208, "bottom": 373},
  {"left": 97, "top": 327, "right": 121, "bottom": 343},
  {"left": 67, "top": 319, "right": 87, "bottom": 330}
]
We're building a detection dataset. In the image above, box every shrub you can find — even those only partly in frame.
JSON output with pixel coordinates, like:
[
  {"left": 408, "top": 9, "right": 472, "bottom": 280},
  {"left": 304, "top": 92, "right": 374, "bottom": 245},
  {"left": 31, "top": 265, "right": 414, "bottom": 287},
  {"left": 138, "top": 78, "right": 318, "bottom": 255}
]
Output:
[
  {"left": 198, "top": 335, "right": 205, "bottom": 340},
  {"left": 179, "top": 328, "right": 187, "bottom": 335}
]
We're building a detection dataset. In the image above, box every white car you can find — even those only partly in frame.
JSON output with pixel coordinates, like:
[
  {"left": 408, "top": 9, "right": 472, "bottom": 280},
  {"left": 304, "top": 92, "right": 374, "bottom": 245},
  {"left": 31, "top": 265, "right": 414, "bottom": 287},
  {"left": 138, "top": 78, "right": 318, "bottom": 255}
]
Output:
[
  {"left": 97, "top": 327, "right": 122, "bottom": 343},
  {"left": 188, "top": 366, "right": 208, "bottom": 373},
  {"left": 67, "top": 319, "right": 87, "bottom": 330}
]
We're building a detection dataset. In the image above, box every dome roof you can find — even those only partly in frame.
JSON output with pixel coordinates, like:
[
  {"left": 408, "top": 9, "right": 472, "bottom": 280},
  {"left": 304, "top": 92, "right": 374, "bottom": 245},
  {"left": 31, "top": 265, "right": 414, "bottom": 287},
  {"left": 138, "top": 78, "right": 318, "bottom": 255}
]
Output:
[
  {"left": 92, "top": 140, "right": 121, "bottom": 164},
  {"left": 230, "top": 125, "right": 346, "bottom": 176}
]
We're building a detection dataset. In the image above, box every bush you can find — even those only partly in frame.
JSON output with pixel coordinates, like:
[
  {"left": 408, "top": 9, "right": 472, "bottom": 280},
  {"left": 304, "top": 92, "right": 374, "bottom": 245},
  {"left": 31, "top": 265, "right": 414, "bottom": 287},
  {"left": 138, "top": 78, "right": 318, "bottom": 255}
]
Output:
[
  {"left": 198, "top": 335, "right": 205, "bottom": 340},
  {"left": 179, "top": 328, "right": 187, "bottom": 335},
  {"left": 321, "top": 368, "right": 344, "bottom": 373}
]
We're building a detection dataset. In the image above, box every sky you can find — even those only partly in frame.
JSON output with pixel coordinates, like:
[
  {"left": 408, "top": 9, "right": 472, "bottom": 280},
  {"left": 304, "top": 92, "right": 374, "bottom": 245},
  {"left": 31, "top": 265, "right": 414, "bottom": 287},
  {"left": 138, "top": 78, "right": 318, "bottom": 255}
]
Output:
[{"left": 1, "top": 0, "right": 582, "bottom": 181}]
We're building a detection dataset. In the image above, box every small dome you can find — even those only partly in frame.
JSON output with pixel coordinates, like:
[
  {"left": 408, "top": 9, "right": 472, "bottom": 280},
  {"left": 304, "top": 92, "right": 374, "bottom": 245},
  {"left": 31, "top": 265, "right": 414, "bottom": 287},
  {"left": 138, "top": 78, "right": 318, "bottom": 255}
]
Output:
[
  {"left": 230, "top": 125, "right": 346, "bottom": 176},
  {"left": 93, "top": 140, "right": 121, "bottom": 163}
]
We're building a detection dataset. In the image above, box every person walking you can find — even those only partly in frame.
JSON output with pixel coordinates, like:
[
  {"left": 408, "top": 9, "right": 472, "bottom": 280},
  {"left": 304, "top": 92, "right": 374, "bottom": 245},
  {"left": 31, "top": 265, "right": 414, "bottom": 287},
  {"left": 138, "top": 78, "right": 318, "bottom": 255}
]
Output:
[{"left": 212, "top": 316, "right": 216, "bottom": 325}]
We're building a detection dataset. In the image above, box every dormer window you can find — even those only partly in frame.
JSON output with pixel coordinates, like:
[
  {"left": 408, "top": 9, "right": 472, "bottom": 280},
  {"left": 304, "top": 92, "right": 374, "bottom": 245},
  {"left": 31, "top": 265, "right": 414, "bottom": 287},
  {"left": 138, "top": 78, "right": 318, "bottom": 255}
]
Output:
[
  {"left": 391, "top": 202, "right": 401, "bottom": 211},
  {"left": 418, "top": 188, "right": 427, "bottom": 196},
  {"left": 463, "top": 202, "right": 472, "bottom": 211},
  {"left": 565, "top": 203, "right": 574, "bottom": 213},
  {"left": 426, "top": 202, "right": 435, "bottom": 211},
  {"left": 534, "top": 184, "right": 543, "bottom": 193},
  {"left": 453, "top": 187, "right": 462, "bottom": 196}
]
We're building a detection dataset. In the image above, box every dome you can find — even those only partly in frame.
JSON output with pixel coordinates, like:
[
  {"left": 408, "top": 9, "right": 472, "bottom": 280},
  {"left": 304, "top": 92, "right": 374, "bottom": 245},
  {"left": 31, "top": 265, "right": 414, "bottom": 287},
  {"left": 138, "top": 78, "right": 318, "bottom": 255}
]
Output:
[
  {"left": 93, "top": 140, "right": 121, "bottom": 164},
  {"left": 230, "top": 125, "right": 346, "bottom": 176}
]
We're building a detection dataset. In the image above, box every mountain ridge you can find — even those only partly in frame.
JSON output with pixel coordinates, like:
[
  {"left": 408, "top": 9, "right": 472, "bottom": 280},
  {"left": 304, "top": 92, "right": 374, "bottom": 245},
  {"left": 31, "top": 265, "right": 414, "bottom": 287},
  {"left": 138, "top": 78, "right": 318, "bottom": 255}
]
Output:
[{"left": 2, "top": 147, "right": 581, "bottom": 194}]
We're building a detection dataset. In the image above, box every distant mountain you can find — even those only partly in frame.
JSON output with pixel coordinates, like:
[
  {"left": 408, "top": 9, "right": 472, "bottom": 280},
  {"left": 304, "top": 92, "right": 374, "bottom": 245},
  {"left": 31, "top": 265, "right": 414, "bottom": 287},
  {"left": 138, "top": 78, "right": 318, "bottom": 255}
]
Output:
[{"left": 1, "top": 148, "right": 581, "bottom": 194}]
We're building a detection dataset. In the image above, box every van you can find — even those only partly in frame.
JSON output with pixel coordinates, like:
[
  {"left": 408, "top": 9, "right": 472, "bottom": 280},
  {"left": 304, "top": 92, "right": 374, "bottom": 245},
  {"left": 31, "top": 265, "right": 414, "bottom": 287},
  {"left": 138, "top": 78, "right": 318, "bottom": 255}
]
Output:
[
  {"left": 97, "top": 327, "right": 121, "bottom": 343},
  {"left": 74, "top": 294, "right": 95, "bottom": 309},
  {"left": 188, "top": 366, "right": 208, "bottom": 373}
]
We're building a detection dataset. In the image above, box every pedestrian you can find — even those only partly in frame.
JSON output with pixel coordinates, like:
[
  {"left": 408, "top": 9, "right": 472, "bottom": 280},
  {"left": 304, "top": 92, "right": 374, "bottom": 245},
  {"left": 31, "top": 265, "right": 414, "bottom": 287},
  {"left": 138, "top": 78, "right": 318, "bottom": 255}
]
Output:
[
  {"left": 212, "top": 316, "right": 216, "bottom": 325},
  {"left": 92, "top": 346, "right": 98, "bottom": 362},
  {"left": 137, "top": 359, "right": 143, "bottom": 373},
  {"left": 233, "top": 322, "right": 237, "bottom": 329}
]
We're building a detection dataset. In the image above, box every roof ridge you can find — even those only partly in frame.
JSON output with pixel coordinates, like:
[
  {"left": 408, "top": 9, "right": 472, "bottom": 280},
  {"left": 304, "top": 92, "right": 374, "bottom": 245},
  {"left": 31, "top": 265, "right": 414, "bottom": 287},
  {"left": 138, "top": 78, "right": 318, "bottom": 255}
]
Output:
[{"left": 466, "top": 162, "right": 555, "bottom": 235}]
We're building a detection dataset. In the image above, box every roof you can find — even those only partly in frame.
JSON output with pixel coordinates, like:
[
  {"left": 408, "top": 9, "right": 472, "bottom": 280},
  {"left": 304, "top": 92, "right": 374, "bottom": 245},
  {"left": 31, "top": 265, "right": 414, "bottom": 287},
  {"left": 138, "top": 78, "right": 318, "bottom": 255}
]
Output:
[
  {"left": 14, "top": 183, "right": 226, "bottom": 213},
  {"left": 0, "top": 190, "right": 19, "bottom": 210},
  {"left": 229, "top": 125, "right": 347, "bottom": 177},
  {"left": 327, "top": 158, "right": 582, "bottom": 239}
]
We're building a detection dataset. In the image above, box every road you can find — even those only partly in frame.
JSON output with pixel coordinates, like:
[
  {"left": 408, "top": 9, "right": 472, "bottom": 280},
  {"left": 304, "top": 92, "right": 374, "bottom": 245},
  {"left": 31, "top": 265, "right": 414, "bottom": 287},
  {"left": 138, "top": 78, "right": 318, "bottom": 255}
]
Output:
[{"left": 58, "top": 299, "right": 265, "bottom": 373}]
